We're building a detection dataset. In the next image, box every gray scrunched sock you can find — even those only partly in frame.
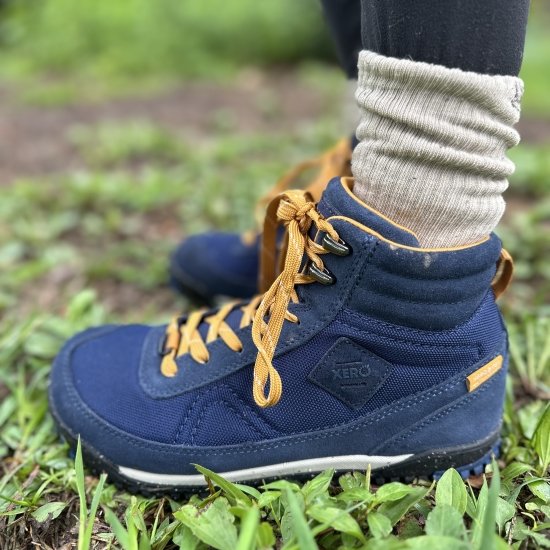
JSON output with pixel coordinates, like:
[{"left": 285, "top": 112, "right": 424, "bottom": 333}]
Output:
[{"left": 352, "top": 51, "right": 524, "bottom": 248}]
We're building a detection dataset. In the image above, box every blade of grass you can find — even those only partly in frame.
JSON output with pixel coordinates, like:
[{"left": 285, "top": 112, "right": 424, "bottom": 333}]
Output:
[
  {"left": 477, "top": 459, "right": 501, "bottom": 550},
  {"left": 75, "top": 438, "right": 88, "bottom": 550},
  {"left": 236, "top": 506, "right": 260, "bottom": 550},
  {"left": 75, "top": 437, "right": 107, "bottom": 550},
  {"left": 82, "top": 473, "right": 107, "bottom": 545},
  {"left": 283, "top": 487, "right": 317, "bottom": 550},
  {"left": 104, "top": 507, "right": 134, "bottom": 550}
]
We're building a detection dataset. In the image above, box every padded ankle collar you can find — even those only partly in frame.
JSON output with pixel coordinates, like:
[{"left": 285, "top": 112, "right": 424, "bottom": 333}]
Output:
[
  {"left": 341, "top": 226, "right": 503, "bottom": 330},
  {"left": 314, "top": 178, "right": 503, "bottom": 330}
]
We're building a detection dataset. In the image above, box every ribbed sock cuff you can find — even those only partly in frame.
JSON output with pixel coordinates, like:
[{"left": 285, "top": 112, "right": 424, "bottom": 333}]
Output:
[{"left": 352, "top": 51, "right": 524, "bottom": 248}]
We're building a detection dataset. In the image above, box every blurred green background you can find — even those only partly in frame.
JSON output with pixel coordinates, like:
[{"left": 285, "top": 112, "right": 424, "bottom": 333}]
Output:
[{"left": 0, "top": 0, "right": 548, "bottom": 322}]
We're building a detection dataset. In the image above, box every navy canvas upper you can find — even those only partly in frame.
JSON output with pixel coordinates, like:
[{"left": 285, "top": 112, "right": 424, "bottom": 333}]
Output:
[
  {"left": 170, "top": 231, "right": 260, "bottom": 299},
  {"left": 50, "top": 178, "right": 508, "bottom": 477}
]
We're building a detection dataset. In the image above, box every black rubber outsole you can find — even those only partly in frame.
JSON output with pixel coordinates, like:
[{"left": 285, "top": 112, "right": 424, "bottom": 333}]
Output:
[{"left": 52, "top": 409, "right": 500, "bottom": 498}]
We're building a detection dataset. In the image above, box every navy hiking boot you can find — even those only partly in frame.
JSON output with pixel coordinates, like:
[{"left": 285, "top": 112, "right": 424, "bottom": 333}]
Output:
[
  {"left": 169, "top": 138, "right": 352, "bottom": 304},
  {"left": 49, "top": 177, "right": 513, "bottom": 494}
]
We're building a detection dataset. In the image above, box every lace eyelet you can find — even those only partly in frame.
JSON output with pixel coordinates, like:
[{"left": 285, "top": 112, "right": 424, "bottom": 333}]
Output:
[
  {"left": 322, "top": 234, "right": 351, "bottom": 256},
  {"left": 158, "top": 335, "right": 173, "bottom": 357},
  {"left": 306, "top": 261, "right": 335, "bottom": 285}
]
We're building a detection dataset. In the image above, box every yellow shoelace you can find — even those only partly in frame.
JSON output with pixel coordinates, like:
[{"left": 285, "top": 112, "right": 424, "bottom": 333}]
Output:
[
  {"left": 160, "top": 190, "right": 341, "bottom": 408},
  {"left": 240, "top": 138, "right": 352, "bottom": 246}
]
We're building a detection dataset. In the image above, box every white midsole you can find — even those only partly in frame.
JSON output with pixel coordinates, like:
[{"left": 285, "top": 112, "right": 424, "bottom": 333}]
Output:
[{"left": 118, "top": 454, "right": 413, "bottom": 487}]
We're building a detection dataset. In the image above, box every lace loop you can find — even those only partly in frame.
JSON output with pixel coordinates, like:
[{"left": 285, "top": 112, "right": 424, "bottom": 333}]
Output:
[
  {"left": 160, "top": 190, "right": 342, "bottom": 408},
  {"left": 254, "top": 138, "right": 352, "bottom": 226}
]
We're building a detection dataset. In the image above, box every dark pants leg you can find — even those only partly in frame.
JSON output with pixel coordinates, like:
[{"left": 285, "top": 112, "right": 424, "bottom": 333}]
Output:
[
  {"left": 322, "top": 0, "right": 530, "bottom": 78},
  {"left": 362, "top": 0, "right": 531, "bottom": 76},
  {"left": 320, "top": 0, "right": 362, "bottom": 79}
]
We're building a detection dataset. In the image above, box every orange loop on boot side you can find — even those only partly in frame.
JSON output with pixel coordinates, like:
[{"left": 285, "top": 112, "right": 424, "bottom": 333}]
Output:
[{"left": 491, "top": 248, "right": 514, "bottom": 300}]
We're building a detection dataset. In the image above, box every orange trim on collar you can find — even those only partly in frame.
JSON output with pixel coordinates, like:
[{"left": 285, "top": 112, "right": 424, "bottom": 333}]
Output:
[
  {"left": 339, "top": 177, "right": 420, "bottom": 241},
  {"left": 327, "top": 215, "right": 490, "bottom": 253}
]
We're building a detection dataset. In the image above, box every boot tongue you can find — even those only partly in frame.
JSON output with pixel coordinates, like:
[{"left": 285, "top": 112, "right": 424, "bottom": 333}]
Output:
[{"left": 317, "top": 177, "right": 421, "bottom": 247}]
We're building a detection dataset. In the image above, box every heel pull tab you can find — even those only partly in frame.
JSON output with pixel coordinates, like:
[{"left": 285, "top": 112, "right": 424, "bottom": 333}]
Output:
[{"left": 492, "top": 249, "right": 514, "bottom": 300}]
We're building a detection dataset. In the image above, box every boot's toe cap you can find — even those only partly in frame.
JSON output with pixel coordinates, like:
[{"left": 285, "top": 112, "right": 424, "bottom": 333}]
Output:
[{"left": 49, "top": 324, "right": 193, "bottom": 446}]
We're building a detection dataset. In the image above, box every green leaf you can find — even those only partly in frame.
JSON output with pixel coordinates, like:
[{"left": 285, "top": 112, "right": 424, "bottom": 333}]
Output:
[
  {"left": 82, "top": 474, "right": 107, "bottom": 549},
  {"left": 500, "top": 461, "right": 533, "bottom": 482},
  {"left": 425, "top": 504, "right": 466, "bottom": 539},
  {"left": 406, "top": 535, "right": 470, "bottom": 550},
  {"left": 24, "top": 330, "right": 62, "bottom": 358},
  {"left": 361, "top": 539, "right": 406, "bottom": 550},
  {"left": 525, "top": 500, "right": 543, "bottom": 511},
  {"left": 104, "top": 507, "right": 135, "bottom": 550},
  {"left": 74, "top": 438, "right": 106, "bottom": 550},
  {"left": 67, "top": 289, "right": 99, "bottom": 322},
  {"left": 31, "top": 501, "right": 66, "bottom": 522},
  {"left": 336, "top": 487, "right": 374, "bottom": 504},
  {"left": 172, "top": 524, "right": 200, "bottom": 550},
  {"left": 302, "top": 469, "right": 334, "bottom": 503},
  {"left": 138, "top": 534, "right": 151, "bottom": 550},
  {"left": 518, "top": 401, "right": 547, "bottom": 439},
  {"left": 280, "top": 490, "right": 305, "bottom": 543},
  {"left": 528, "top": 531, "right": 550, "bottom": 548},
  {"left": 465, "top": 484, "right": 478, "bottom": 521},
  {"left": 475, "top": 460, "right": 501, "bottom": 550},
  {"left": 367, "top": 511, "right": 393, "bottom": 539},
  {"left": 533, "top": 403, "right": 550, "bottom": 475},
  {"left": 75, "top": 437, "right": 88, "bottom": 550},
  {"left": 435, "top": 469, "right": 468, "bottom": 515},
  {"left": 236, "top": 506, "right": 259, "bottom": 550},
  {"left": 308, "top": 504, "right": 366, "bottom": 541},
  {"left": 256, "top": 490, "right": 281, "bottom": 508},
  {"left": 495, "top": 497, "right": 516, "bottom": 532},
  {"left": 234, "top": 484, "right": 262, "bottom": 500},
  {"left": 282, "top": 487, "right": 317, "bottom": 550},
  {"left": 474, "top": 478, "right": 488, "bottom": 524},
  {"left": 399, "top": 518, "right": 424, "bottom": 538},
  {"left": 256, "top": 522, "right": 275, "bottom": 550},
  {"left": 174, "top": 498, "right": 238, "bottom": 550},
  {"left": 261, "top": 479, "right": 301, "bottom": 492},
  {"left": 193, "top": 465, "right": 251, "bottom": 505},
  {"left": 508, "top": 516, "right": 529, "bottom": 543},
  {"left": 375, "top": 482, "right": 416, "bottom": 503},
  {"left": 339, "top": 471, "right": 368, "bottom": 491},
  {"left": 378, "top": 486, "right": 430, "bottom": 526},
  {"left": 528, "top": 479, "right": 550, "bottom": 503}
]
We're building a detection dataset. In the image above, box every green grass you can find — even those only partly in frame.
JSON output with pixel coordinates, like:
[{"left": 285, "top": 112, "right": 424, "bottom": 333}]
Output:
[
  {"left": 0, "top": 0, "right": 333, "bottom": 105},
  {"left": 0, "top": 0, "right": 331, "bottom": 81},
  {"left": 520, "top": 4, "right": 550, "bottom": 116},
  {"left": 1, "top": 0, "right": 550, "bottom": 115},
  {"left": 0, "top": 302, "right": 548, "bottom": 548},
  {"left": 0, "top": 290, "right": 549, "bottom": 549}
]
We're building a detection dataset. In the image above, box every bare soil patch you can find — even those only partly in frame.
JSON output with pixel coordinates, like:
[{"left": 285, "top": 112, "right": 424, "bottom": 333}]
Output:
[{"left": 0, "top": 69, "right": 332, "bottom": 185}]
